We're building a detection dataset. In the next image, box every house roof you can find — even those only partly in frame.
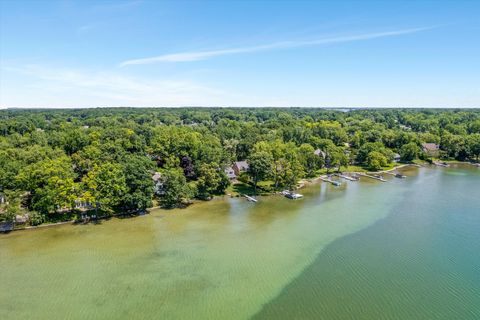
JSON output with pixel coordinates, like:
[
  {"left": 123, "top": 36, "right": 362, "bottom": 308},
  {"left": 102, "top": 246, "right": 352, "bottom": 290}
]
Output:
[
  {"left": 234, "top": 161, "right": 249, "bottom": 170},
  {"left": 152, "top": 172, "right": 162, "bottom": 182},
  {"left": 224, "top": 167, "right": 236, "bottom": 178},
  {"left": 422, "top": 143, "right": 439, "bottom": 151}
]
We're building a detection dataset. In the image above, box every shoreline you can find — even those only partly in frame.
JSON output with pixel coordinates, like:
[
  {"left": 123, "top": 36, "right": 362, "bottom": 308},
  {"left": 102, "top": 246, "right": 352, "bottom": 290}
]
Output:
[{"left": 3, "top": 162, "right": 476, "bottom": 233}]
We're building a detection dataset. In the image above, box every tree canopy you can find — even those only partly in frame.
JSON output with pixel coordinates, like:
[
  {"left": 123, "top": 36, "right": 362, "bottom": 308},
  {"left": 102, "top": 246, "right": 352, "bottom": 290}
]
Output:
[{"left": 1, "top": 107, "right": 479, "bottom": 224}]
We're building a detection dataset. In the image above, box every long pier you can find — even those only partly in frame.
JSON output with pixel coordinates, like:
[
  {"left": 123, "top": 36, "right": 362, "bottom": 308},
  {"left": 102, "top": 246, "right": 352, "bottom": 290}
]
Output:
[
  {"left": 358, "top": 173, "right": 387, "bottom": 182},
  {"left": 319, "top": 176, "right": 342, "bottom": 186},
  {"left": 384, "top": 171, "right": 406, "bottom": 178},
  {"left": 433, "top": 161, "right": 450, "bottom": 167},
  {"left": 335, "top": 173, "right": 359, "bottom": 181},
  {"left": 243, "top": 195, "right": 258, "bottom": 202}
]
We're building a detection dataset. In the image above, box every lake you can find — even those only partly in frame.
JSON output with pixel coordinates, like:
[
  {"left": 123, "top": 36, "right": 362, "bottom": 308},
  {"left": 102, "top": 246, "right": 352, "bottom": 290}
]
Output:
[{"left": 1, "top": 165, "right": 479, "bottom": 319}]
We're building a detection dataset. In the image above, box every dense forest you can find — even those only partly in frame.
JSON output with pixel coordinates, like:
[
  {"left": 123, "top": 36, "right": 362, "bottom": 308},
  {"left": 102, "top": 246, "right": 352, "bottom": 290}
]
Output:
[{"left": 1, "top": 108, "right": 479, "bottom": 226}]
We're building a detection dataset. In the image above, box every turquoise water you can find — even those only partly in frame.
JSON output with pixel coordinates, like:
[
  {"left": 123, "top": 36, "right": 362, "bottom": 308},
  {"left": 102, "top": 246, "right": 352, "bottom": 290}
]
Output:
[
  {"left": 1, "top": 165, "right": 479, "bottom": 319},
  {"left": 255, "top": 165, "right": 480, "bottom": 319}
]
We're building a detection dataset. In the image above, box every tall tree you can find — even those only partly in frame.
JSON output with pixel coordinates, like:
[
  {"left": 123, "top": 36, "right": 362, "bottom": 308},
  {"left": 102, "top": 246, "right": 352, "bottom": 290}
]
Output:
[
  {"left": 121, "top": 154, "right": 155, "bottom": 210},
  {"left": 161, "top": 168, "right": 194, "bottom": 208},
  {"left": 247, "top": 151, "right": 273, "bottom": 195},
  {"left": 83, "top": 163, "right": 127, "bottom": 213}
]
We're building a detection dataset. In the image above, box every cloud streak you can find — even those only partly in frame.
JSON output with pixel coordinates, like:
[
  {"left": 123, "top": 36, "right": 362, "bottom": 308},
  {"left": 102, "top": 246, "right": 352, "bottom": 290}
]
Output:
[
  {"left": 120, "top": 27, "right": 434, "bottom": 66},
  {"left": 1, "top": 65, "right": 229, "bottom": 108}
]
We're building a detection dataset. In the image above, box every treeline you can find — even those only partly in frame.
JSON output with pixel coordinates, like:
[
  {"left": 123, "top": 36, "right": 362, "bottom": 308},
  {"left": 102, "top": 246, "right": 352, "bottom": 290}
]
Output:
[{"left": 1, "top": 108, "right": 479, "bottom": 225}]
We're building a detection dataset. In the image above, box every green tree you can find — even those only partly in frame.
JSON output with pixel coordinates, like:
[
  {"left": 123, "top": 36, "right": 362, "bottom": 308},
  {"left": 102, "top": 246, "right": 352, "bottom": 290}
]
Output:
[
  {"left": 298, "top": 143, "right": 323, "bottom": 177},
  {"left": 121, "top": 155, "right": 155, "bottom": 210},
  {"left": 366, "top": 151, "right": 388, "bottom": 171},
  {"left": 161, "top": 168, "right": 194, "bottom": 208},
  {"left": 196, "top": 162, "right": 229, "bottom": 199},
  {"left": 400, "top": 142, "right": 421, "bottom": 161},
  {"left": 468, "top": 134, "right": 480, "bottom": 161},
  {"left": 83, "top": 163, "right": 127, "bottom": 213},
  {"left": 16, "top": 156, "right": 78, "bottom": 214},
  {"left": 247, "top": 151, "right": 273, "bottom": 195}
]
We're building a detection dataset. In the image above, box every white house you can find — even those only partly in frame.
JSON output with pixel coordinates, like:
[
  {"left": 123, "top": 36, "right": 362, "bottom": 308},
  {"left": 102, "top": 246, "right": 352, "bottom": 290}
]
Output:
[{"left": 224, "top": 167, "right": 236, "bottom": 180}]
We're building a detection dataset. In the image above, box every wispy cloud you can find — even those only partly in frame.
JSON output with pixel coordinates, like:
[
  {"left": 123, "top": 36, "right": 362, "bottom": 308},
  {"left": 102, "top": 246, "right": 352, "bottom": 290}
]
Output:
[
  {"left": 120, "top": 27, "right": 434, "bottom": 66},
  {"left": 1, "top": 65, "right": 229, "bottom": 107}
]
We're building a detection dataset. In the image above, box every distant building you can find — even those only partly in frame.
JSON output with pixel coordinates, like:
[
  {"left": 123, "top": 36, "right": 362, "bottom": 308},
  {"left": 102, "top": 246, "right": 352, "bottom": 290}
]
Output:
[
  {"left": 15, "top": 214, "right": 29, "bottom": 224},
  {"left": 224, "top": 167, "right": 236, "bottom": 180},
  {"left": 314, "top": 149, "right": 326, "bottom": 158},
  {"left": 393, "top": 153, "right": 401, "bottom": 162},
  {"left": 74, "top": 200, "right": 93, "bottom": 209},
  {"left": 422, "top": 143, "right": 440, "bottom": 157},
  {"left": 152, "top": 172, "right": 162, "bottom": 182},
  {"left": 233, "top": 161, "right": 249, "bottom": 176},
  {"left": 152, "top": 172, "right": 165, "bottom": 195}
]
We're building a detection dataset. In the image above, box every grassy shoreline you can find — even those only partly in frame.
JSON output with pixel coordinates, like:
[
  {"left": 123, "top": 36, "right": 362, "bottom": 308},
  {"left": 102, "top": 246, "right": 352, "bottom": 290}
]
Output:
[{"left": 4, "top": 161, "right": 478, "bottom": 233}]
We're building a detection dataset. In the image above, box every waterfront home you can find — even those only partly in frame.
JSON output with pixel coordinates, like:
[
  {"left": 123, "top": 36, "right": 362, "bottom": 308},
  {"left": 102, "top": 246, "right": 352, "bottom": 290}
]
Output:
[
  {"left": 74, "top": 200, "right": 93, "bottom": 210},
  {"left": 152, "top": 172, "right": 165, "bottom": 196},
  {"left": 393, "top": 153, "right": 401, "bottom": 162},
  {"left": 233, "top": 161, "right": 249, "bottom": 175},
  {"left": 15, "top": 214, "right": 29, "bottom": 224},
  {"left": 422, "top": 143, "right": 440, "bottom": 157},
  {"left": 224, "top": 167, "right": 237, "bottom": 180}
]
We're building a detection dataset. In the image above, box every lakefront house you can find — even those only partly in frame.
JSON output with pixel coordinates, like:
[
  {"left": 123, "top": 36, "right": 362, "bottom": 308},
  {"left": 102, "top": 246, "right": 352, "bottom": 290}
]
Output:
[
  {"left": 422, "top": 143, "right": 440, "bottom": 157},
  {"left": 224, "top": 167, "right": 237, "bottom": 180},
  {"left": 233, "top": 161, "right": 249, "bottom": 176}
]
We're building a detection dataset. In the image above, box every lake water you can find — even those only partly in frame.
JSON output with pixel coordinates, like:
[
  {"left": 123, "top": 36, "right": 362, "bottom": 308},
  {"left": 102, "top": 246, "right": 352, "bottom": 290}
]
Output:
[{"left": 1, "top": 165, "right": 479, "bottom": 319}]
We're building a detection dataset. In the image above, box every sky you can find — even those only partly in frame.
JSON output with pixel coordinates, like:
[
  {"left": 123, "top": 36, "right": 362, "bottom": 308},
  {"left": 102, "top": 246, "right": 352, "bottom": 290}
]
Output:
[{"left": 0, "top": 0, "right": 479, "bottom": 108}]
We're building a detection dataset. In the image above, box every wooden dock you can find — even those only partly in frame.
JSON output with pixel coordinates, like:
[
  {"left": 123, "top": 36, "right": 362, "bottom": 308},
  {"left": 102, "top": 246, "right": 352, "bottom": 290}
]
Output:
[
  {"left": 384, "top": 172, "right": 406, "bottom": 178},
  {"left": 358, "top": 173, "right": 387, "bottom": 182},
  {"left": 319, "top": 176, "right": 342, "bottom": 186},
  {"left": 243, "top": 195, "right": 258, "bottom": 202},
  {"left": 433, "top": 161, "right": 450, "bottom": 168},
  {"left": 336, "top": 173, "right": 359, "bottom": 181}
]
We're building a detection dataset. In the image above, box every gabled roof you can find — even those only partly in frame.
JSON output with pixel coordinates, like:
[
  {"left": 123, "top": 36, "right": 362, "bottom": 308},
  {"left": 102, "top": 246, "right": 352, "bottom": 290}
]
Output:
[
  {"left": 234, "top": 161, "right": 249, "bottom": 170},
  {"left": 422, "top": 143, "right": 439, "bottom": 151},
  {"left": 224, "top": 167, "right": 236, "bottom": 178},
  {"left": 152, "top": 172, "right": 162, "bottom": 182}
]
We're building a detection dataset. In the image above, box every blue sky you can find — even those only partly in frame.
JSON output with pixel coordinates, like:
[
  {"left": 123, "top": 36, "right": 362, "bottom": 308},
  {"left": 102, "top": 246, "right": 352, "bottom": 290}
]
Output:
[{"left": 1, "top": 0, "right": 479, "bottom": 108}]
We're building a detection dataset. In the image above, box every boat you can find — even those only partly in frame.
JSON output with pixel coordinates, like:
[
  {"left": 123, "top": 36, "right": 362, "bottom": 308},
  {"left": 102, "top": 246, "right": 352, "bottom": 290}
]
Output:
[
  {"left": 331, "top": 180, "right": 342, "bottom": 186},
  {"left": 285, "top": 192, "right": 303, "bottom": 199},
  {"left": 394, "top": 173, "right": 406, "bottom": 178}
]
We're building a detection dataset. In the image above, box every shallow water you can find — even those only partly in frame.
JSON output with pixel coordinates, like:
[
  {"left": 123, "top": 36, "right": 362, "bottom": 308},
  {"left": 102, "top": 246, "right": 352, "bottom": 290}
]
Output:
[{"left": 1, "top": 165, "right": 479, "bottom": 319}]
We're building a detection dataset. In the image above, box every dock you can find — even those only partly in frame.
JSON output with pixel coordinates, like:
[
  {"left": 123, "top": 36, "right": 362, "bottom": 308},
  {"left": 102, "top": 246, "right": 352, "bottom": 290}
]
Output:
[
  {"left": 319, "top": 176, "right": 342, "bottom": 186},
  {"left": 335, "top": 173, "right": 359, "bottom": 181},
  {"left": 358, "top": 173, "right": 387, "bottom": 182},
  {"left": 384, "top": 171, "right": 406, "bottom": 179},
  {"left": 243, "top": 195, "right": 258, "bottom": 202},
  {"left": 433, "top": 161, "right": 450, "bottom": 167}
]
